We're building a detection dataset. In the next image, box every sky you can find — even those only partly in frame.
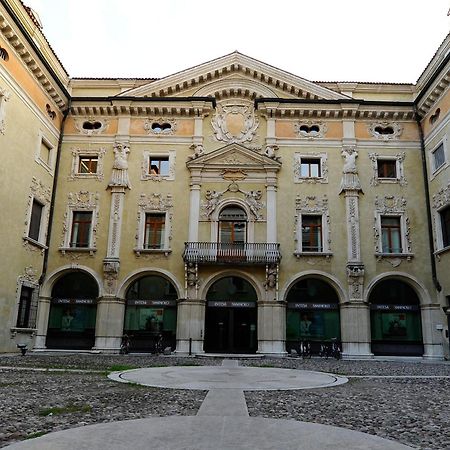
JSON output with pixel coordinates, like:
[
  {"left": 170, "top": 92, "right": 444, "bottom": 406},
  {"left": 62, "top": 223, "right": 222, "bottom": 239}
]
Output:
[{"left": 25, "top": 0, "right": 450, "bottom": 83}]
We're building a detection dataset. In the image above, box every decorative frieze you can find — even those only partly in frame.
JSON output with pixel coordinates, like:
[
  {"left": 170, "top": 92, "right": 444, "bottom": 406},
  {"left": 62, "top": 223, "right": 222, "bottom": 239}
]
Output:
[
  {"left": 294, "top": 120, "right": 327, "bottom": 139},
  {"left": 368, "top": 152, "right": 407, "bottom": 186},
  {"left": 432, "top": 183, "right": 450, "bottom": 210},
  {"left": 368, "top": 121, "right": 403, "bottom": 140}
]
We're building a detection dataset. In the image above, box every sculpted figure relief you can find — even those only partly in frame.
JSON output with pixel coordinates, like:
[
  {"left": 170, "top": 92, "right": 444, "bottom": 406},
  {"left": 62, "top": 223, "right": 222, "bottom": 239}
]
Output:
[{"left": 109, "top": 143, "right": 131, "bottom": 189}]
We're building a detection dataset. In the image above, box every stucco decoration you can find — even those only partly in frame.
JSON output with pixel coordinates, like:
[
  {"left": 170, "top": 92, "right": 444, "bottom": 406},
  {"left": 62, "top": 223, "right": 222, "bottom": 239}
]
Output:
[
  {"left": 103, "top": 258, "right": 120, "bottom": 295},
  {"left": 74, "top": 117, "right": 109, "bottom": 136},
  {"left": 60, "top": 191, "right": 100, "bottom": 251},
  {"left": 373, "top": 195, "right": 412, "bottom": 254},
  {"left": 294, "top": 121, "right": 327, "bottom": 139},
  {"left": 263, "top": 145, "right": 281, "bottom": 161},
  {"left": 368, "top": 121, "right": 403, "bottom": 140},
  {"left": 135, "top": 193, "right": 173, "bottom": 253},
  {"left": 109, "top": 143, "right": 131, "bottom": 189},
  {"left": 294, "top": 152, "right": 328, "bottom": 184},
  {"left": 68, "top": 147, "right": 106, "bottom": 181},
  {"left": 211, "top": 102, "right": 259, "bottom": 144},
  {"left": 202, "top": 190, "right": 224, "bottom": 218},
  {"left": 264, "top": 263, "right": 278, "bottom": 290},
  {"left": 346, "top": 263, "right": 365, "bottom": 301},
  {"left": 340, "top": 146, "right": 362, "bottom": 192},
  {"left": 432, "top": 182, "right": 450, "bottom": 210},
  {"left": 144, "top": 118, "right": 177, "bottom": 135},
  {"left": 0, "top": 85, "right": 11, "bottom": 134},
  {"left": 188, "top": 143, "right": 205, "bottom": 160},
  {"left": 368, "top": 152, "right": 407, "bottom": 186},
  {"left": 294, "top": 195, "right": 331, "bottom": 253}
]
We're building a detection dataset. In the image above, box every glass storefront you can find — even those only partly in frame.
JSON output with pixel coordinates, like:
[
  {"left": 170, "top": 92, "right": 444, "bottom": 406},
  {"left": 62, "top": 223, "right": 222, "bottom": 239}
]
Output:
[
  {"left": 286, "top": 278, "right": 340, "bottom": 354},
  {"left": 46, "top": 272, "right": 98, "bottom": 349},
  {"left": 370, "top": 279, "right": 423, "bottom": 356},
  {"left": 124, "top": 275, "right": 178, "bottom": 352}
]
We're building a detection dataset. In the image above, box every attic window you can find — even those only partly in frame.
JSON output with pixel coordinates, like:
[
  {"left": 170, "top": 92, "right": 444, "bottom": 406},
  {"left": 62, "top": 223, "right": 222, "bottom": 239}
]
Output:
[
  {"left": 299, "top": 125, "right": 320, "bottom": 134},
  {"left": 0, "top": 47, "right": 9, "bottom": 61},
  {"left": 430, "top": 108, "right": 440, "bottom": 125},
  {"left": 295, "top": 121, "right": 326, "bottom": 139},
  {"left": 374, "top": 126, "right": 394, "bottom": 135},
  {"left": 82, "top": 121, "right": 102, "bottom": 130},
  {"left": 152, "top": 122, "right": 172, "bottom": 133}
]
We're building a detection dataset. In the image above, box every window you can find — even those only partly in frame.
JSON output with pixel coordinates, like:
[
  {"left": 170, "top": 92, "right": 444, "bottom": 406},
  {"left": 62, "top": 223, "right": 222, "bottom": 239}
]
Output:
[
  {"left": 40, "top": 139, "right": 52, "bottom": 166},
  {"left": 301, "top": 215, "right": 322, "bottom": 252},
  {"left": 381, "top": 216, "right": 402, "bottom": 253},
  {"left": 440, "top": 206, "right": 450, "bottom": 248},
  {"left": 149, "top": 157, "right": 169, "bottom": 176},
  {"left": 28, "top": 199, "right": 43, "bottom": 242},
  {"left": 70, "top": 211, "right": 92, "bottom": 248},
  {"left": 0, "top": 47, "right": 9, "bottom": 61},
  {"left": 219, "top": 206, "right": 247, "bottom": 244},
  {"left": 16, "top": 286, "right": 36, "bottom": 328},
  {"left": 144, "top": 213, "right": 165, "bottom": 249},
  {"left": 377, "top": 159, "right": 397, "bottom": 179},
  {"left": 300, "top": 158, "right": 321, "bottom": 178},
  {"left": 433, "top": 143, "right": 445, "bottom": 171},
  {"left": 78, "top": 156, "right": 98, "bottom": 174}
]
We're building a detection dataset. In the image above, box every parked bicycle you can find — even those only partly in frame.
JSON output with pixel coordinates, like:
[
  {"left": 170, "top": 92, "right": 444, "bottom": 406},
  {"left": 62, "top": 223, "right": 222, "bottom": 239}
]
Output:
[
  {"left": 319, "top": 338, "right": 341, "bottom": 360},
  {"left": 120, "top": 334, "right": 131, "bottom": 355},
  {"left": 153, "top": 333, "right": 164, "bottom": 355},
  {"left": 299, "top": 340, "right": 311, "bottom": 359}
]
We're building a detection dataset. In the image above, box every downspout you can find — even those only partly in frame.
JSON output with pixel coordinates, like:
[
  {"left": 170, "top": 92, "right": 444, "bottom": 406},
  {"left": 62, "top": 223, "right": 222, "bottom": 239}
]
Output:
[
  {"left": 39, "top": 98, "right": 71, "bottom": 285},
  {"left": 414, "top": 106, "right": 441, "bottom": 292}
]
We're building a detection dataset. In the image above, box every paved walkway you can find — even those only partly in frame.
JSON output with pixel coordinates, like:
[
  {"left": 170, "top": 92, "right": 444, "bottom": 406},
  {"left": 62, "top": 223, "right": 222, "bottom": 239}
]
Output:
[{"left": 5, "top": 361, "right": 413, "bottom": 450}]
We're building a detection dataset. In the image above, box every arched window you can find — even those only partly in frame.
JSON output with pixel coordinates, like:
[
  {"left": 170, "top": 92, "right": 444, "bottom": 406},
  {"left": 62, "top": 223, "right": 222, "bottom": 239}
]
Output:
[{"left": 218, "top": 206, "right": 247, "bottom": 244}]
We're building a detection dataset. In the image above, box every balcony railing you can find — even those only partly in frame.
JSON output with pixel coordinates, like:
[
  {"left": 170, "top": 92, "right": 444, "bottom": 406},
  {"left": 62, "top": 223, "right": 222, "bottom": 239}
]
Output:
[{"left": 183, "top": 242, "right": 281, "bottom": 265}]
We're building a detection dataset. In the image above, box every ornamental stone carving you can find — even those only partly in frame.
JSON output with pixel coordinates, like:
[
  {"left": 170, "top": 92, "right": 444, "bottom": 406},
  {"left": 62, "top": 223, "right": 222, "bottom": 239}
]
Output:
[
  {"left": 340, "top": 146, "right": 362, "bottom": 192},
  {"left": 368, "top": 121, "right": 403, "bottom": 140},
  {"left": 244, "top": 190, "right": 264, "bottom": 220},
  {"left": 294, "top": 121, "right": 327, "bottom": 139},
  {"left": 263, "top": 145, "right": 281, "bottom": 161},
  {"left": 74, "top": 117, "right": 109, "bottom": 136},
  {"left": 144, "top": 118, "right": 177, "bottom": 135},
  {"left": 368, "top": 152, "right": 407, "bottom": 186},
  {"left": 103, "top": 258, "right": 120, "bottom": 295},
  {"left": 211, "top": 102, "right": 259, "bottom": 144},
  {"left": 201, "top": 190, "right": 223, "bottom": 218},
  {"left": 432, "top": 182, "right": 450, "bottom": 209},
  {"left": 109, "top": 143, "right": 131, "bottom": 189},
  {"left": 188, "top": 143, "right": 205, "bottom": 160},
  {"left": 347, "top": 263, "right": 365, "bottom": 300},
  {"left": 264, "top": 264, "right": 278, "bottom": 290},
  {"left": 0, "top": 86, "right": 11, "bottom": 134}
]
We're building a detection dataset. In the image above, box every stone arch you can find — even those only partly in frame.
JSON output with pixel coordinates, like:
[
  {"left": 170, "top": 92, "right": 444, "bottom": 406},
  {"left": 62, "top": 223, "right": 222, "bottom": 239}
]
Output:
[
  {"left": 117, "top": 268, "right": 183, "bottom": 300},
  {"left": 281, "top": 270, "right": 348, "bottom": 305},
  {"left": 41, "top": 265, "right": 103, "bottom": 299},
  {"left": 365, "top": 272, "right": 431, "bottom": 306}
]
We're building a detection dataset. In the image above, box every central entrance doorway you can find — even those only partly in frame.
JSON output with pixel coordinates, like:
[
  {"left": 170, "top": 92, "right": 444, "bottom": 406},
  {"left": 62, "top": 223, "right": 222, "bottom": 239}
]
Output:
[{"left": 204, "top": 276, "right": 257, "bottom": 353}]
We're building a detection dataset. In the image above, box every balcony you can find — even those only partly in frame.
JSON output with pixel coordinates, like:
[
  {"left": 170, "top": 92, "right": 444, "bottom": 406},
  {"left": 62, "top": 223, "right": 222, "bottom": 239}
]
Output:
[{"left": 183, "top": 242, "right": 281, "bottom": 265}]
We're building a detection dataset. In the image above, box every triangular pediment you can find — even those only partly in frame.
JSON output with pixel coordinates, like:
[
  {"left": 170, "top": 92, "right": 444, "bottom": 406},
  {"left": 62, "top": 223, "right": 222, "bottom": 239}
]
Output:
[
  {"left": 186, "top": 143, "right": 281, "bottom": 171},
  {"left": 120, "top": 51, "right": 348, "bottom": 101}
]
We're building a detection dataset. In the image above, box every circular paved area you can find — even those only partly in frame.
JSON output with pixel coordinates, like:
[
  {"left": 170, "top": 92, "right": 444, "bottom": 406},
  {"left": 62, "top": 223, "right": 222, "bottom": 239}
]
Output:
[
  {"left": 5, "top": 416, "right": 412, "bottom": 449},
  {"left": 109, "top": 366, "right": 348, "bottom": 390}
]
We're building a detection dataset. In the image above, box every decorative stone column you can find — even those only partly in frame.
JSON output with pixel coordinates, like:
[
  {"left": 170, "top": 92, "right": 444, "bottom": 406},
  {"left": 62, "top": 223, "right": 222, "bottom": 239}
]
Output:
[
  {"left": 95, "top": 142, "right": 131, "bottom": 352},
  {"left": 339, "top": 145, "right": 372, "bottom": 357}
]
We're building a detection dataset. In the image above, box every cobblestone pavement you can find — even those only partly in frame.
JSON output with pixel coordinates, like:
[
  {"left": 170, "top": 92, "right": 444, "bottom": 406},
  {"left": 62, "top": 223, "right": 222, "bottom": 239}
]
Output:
[{"left": 0, "top": 354, "right": 448, "bottom": 449}]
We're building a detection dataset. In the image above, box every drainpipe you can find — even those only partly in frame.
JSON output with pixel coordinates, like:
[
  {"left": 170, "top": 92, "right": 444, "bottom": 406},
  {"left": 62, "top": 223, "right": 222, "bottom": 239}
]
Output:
[
  {"left": 39, "top": 99, "right": 71, "bottom": 285},
  {"left": 414, "top": 106, "right": 441, "bottom": 292}
]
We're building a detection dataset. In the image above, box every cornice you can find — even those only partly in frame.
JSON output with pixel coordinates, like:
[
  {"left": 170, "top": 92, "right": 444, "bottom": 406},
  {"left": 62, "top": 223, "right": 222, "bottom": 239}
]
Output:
[{"left": 0, "top": 2, "right": 68, "bottom": 108}]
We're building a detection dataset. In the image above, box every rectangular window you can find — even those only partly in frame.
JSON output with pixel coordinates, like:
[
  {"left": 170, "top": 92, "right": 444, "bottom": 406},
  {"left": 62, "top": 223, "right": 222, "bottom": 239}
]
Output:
[
  {"left": 300, "top": 158, "right": 321, "bottom": 177},
  {"left": 377, "top": 159, "right": 397, "bottom": 178},
  {"left": 144, "top": 213, "right": 165, "bottom": 249},
  {"left": 28, "top": 200, "right": 43, "bottom": 242},
  {"left": 70, "top": 211, "right": 92, "bottom": 248},
  {"left": 440, "top": 206, "right": 450, "bottom": 248},
  {"left": 40, "top": 139, "right": 52, "bottom": 165},
  {"left": 149, "top": 157, "right": 169, "bottom": 176},
  {"left": 78, "top": 156, "right": 98, "bottom": 174},
  {"left": 16, "top": 286, "right": 36, "bottom": 328},
  {"left": 433, "top": 143, "right": 445, "bottom": 171},
  {"left": 381, "top": 216, "right": 402, "bottom": 253},
  {"left": 301, "top": 215, "right": 322, "bottom": 252}
]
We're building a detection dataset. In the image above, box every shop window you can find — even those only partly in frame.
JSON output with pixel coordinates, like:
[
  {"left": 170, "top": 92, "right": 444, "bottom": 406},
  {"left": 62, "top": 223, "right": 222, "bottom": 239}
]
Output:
[
  {"left": 149, "top": 157, "right": 169, "bottom": 176},
  {"left": 440, "top": 206, "right": 450, "bottom": 248},
  {"left": 381, "top": 216, "right": 402, "bottom": 253},
  {"left": 78, "top": 156, "right": 98, "bottom": 174},
  {"left": 16, "top": 286, "right": 37, "bottom": 328},
  {"left": 144, "top": 213, "right": 165, "bottom": 249},
  {"left": 300, "top": 158, "right": 321, "bottom": 177},
  {"left": 70, "top": 211, "right": 93, "bottom": 248},
  {"left": 432, "top": 143, "right": 445, "bottom": 172},
  {"left": 28, "top": 199, "right": 44, "bottom": 242},
  {"left": 377, "top": 159, "right": 397, "bottom": 179},
  {"left": 301, "top": 215, "right": 322, "bottom": 252}
]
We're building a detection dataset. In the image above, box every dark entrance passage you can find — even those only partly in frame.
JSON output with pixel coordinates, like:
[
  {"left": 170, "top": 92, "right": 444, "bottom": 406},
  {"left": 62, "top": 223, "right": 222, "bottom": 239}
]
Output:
[
  {"left": 46, "top": 272, "right": 98, "bottom": 350},
  {"left": 204, "top": 277, "right": 257, "bottom": 353},
  {"left": 370, "top": 279, "right": 423, "bottom": 356}
]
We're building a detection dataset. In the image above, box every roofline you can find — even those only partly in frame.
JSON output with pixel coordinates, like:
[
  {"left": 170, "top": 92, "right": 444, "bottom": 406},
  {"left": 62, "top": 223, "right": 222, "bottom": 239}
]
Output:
[
  {"left": 254, "top": 98, "right": 414, "bottom": 108},
  {"left": 71, "top": 95, "right": 217, "bottom": 107}
]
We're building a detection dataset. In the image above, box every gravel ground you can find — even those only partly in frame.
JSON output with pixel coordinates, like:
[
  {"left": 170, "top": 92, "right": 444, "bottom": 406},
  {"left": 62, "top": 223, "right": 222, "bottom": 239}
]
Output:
[{"left": 0, "top": 354, "right": 449, "bottom": 449}]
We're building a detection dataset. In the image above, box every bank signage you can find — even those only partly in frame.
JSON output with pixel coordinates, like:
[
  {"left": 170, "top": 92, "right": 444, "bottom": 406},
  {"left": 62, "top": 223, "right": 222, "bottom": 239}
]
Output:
[
  {"left": 127, "top": 300, "right": 177, "bottom": 307},
  {"left": 208, "top": 301, "right": 256, "bottom": 308},
  {"left": 52, "top": 298, "right": 96, "bottom": 305},
  {"left": 287, "top": 302, "right": 338, "bottom": 310},
  {"left": 370, "top": 304, "right": 419, "bottom": 312}
]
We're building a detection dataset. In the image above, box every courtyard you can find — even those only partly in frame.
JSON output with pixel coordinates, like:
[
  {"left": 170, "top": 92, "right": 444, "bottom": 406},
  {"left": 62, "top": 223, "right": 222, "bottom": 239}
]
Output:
[{"left": 0, "top": 354, "right": 448, "bottom": 449}]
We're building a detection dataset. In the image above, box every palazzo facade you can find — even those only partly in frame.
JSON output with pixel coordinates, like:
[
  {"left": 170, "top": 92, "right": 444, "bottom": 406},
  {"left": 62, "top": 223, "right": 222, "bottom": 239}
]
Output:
[{"left": 1, "top": 0, "right": 449, "bottom": 358}]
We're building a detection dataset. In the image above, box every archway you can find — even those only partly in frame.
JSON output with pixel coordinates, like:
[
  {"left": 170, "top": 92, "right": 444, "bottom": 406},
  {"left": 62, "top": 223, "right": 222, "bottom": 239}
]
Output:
[
  {"left": 286, "top": 277, "right": 340, "bottom": 354},
  {"left": 124, "top": 275, "right": 177, "bottom": 352},
  {"left": 369, "top": 279, "right": 423, "bottom": 356},
  {"left": 46, "top": 271, "right": 99, "bottom": 349},
  {"left": 204, "top": 276, "right": 257, "bottom": 353}
]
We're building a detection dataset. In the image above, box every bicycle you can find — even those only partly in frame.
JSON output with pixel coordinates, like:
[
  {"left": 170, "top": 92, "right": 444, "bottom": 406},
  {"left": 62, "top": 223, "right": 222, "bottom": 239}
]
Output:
[
  {"left": 299, "top": 340, "right": 311, "bottom": 359},
  {"left": 119, "top": 334, "right": 131, "bottom": 354},
  {"left": 153, "top": 333, "right": 164, "bottom": 355},
  {"left": 319, "top": 338, "right": 341, "bottom": 360}
]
